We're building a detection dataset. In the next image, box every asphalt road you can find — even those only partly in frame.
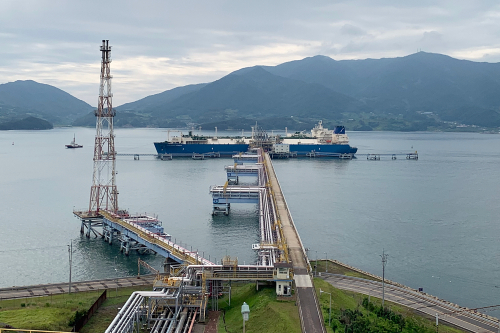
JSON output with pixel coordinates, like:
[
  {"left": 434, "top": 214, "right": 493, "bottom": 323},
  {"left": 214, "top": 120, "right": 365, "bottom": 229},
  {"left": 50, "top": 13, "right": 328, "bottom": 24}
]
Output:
[
  {"left": 0, "top": 275, "right": 156, "bottom": 300},
  {"left": 322, "top": 274, "right": 499, "bottom": 333}
]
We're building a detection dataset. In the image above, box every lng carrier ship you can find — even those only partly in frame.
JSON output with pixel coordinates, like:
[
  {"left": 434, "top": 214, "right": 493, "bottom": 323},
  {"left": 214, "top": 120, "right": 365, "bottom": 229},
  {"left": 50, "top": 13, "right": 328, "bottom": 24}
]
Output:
[{"left": 153, "top": 121, "right": 358, "bottom": 157}]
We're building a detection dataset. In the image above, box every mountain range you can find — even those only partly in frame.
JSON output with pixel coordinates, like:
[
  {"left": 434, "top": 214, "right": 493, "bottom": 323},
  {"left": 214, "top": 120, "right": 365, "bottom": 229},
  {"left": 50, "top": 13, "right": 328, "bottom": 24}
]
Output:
[
  {"left": 0, "top": 80, "right": 93, "bottom": 126},
  {"left": 3, "top": 52, "right": 500, "bottom": 131},
  {"left": 115, "top": 51, "right": 500, "bottom": 130}
]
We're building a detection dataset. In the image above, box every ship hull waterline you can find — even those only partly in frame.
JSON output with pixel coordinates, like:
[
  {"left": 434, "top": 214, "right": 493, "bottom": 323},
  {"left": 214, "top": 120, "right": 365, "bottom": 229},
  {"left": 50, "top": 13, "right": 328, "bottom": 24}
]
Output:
[{"left": 153, "top": 142, "right": 358, "bottom": 157}]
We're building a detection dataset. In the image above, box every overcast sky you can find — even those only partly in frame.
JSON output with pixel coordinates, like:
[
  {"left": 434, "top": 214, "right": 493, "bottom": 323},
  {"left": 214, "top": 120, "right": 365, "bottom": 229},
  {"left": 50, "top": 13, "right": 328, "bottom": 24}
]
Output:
[{"left": 1, "top": 0, "right": 500, "bottom": 106}]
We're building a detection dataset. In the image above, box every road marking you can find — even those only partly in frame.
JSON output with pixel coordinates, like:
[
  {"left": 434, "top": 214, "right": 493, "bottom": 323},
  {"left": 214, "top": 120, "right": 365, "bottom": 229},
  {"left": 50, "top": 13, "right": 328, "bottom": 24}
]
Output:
[{"left": 294, "top": 274, "right": 313, "bottom": 288}]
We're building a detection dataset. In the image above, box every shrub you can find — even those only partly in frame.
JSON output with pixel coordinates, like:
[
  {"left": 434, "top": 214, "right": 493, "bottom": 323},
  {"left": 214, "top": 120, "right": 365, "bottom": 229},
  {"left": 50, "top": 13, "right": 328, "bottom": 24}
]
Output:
[{"left": 68, "top": 309, "right": 87, "bottom": 327}]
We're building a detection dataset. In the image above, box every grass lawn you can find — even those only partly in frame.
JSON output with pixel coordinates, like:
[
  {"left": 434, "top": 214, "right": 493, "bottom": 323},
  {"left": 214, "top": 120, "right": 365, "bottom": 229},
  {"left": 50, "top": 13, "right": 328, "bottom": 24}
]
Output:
[
  {"left": 0, "top": 285, "right": 152, "bottom": 332},
  {"left": 311, "top": 260, "right": 382, "bottom": 282},
  {"left": 79, "top": 285, "right": 153, "bottom": 333},
  {"left": 0, "top": 289, "right": 104, "bottom": 331},
  {"left": 314, "top": 278, "right": 466, "bottom": 333},
  {"left": 216, "top": 283, "right": 301, "bottom": 333}
]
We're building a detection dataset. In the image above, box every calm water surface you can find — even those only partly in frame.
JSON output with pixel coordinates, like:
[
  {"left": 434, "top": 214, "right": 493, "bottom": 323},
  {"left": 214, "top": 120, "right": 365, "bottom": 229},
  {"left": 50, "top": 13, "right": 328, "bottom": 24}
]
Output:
[{"left": 0, "top": 128, "right": 498, "bottom": 316}]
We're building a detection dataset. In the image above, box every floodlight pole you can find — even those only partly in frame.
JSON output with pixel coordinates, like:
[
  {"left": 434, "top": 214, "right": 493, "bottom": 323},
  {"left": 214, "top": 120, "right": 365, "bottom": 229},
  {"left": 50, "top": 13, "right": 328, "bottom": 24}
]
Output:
[
  {"left": 381, "top": 249, "right": 388, "bottom": 307},
  {"left": 320, "top": 288, "right": 332, "bottom": 327},
  {"left": 68, "top": 240, "right": 73, "bottom": 293},
  {"left": 315, "top": 250, "right": 317, "bottom": 276}
]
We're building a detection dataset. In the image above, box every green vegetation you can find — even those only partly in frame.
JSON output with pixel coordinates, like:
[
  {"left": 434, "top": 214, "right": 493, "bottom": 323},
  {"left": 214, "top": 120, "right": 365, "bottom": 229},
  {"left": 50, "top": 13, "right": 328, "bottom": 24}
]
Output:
[
  {"left": 314, "top": 279, "right": 465, "bottom": 333},
  {"left": 0, "top": 278, "right": 468, "bottom": 333},
  {"left": 0, "top": 290, "right": 101, "bottom": 331},
  {"left": 0, "top": 116, "right": 53, "bottom": 130},
  {"left": 217, "top": 283, "right": 301, "bottom": 333},
  {"left": 311, "top": 260, "right": 382, "bottom": 282},
  {"left": 79, "top": 285, "right": 153, "bottom": 333},
  {"left": 0, "top": 285, "right": 152, "bottom": 332}
]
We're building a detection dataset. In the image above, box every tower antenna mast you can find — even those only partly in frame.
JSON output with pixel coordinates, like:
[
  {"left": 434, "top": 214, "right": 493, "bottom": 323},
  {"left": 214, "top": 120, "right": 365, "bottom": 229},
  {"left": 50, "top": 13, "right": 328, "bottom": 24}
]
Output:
[{"left": 88, "top": 40, "right": 118, "bottom": 215}]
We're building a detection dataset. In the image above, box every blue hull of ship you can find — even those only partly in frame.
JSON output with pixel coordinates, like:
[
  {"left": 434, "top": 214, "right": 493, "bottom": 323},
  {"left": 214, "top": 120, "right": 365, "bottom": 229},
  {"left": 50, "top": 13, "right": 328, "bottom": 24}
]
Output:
[
  {"left": 154, "top": 142, "right": 250, "bottom": 157},
  {"left": 154, "top": 142, "right": 358, "bottom": 157},
  {"left": 288, "top": 144, "right": 358, "bottom": 156}
]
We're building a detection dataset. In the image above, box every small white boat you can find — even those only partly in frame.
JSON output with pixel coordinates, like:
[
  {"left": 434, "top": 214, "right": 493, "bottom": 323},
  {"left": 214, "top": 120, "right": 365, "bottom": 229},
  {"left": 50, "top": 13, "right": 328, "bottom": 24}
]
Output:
[{"left": 66, "top": 134, "right": 83, "bottom": 149}]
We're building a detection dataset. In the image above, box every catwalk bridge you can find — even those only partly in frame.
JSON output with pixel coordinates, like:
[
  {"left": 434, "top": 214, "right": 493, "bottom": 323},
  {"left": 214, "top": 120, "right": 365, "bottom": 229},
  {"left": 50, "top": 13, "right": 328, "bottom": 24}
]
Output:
[{"left": 74, "top": 148, "right": 326, "bottom": 333}]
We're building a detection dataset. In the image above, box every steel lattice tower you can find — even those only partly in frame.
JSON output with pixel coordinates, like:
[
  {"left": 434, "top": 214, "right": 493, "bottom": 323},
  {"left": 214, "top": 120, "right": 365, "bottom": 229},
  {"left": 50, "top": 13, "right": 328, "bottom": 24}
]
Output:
[{"left": 88, "top": 40, "right": 118, "bottom": 215}]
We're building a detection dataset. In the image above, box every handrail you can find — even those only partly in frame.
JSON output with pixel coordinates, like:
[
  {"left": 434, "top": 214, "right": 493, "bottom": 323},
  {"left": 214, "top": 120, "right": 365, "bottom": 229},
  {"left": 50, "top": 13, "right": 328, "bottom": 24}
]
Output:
[{"left": 100, "top": 211, "right": 209, "bottom": 266}]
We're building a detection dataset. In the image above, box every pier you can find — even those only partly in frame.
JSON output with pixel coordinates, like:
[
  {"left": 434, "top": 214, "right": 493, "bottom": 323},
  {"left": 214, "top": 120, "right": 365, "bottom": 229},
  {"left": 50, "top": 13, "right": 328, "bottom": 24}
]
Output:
[
  {"left": 74, "top": 210, "right": 215, "bottom": 268},
  {"left": 98, "top": 148, "right": 325, "bottom": 333},
  {"left": 366, "top": 152, "right": 419, "bottom": 160},
  {"left": 74, "top": 147, "right": 326, "bottom": 332},
  {"left": 208, "top": 149, "right": 325, "bottom": 331},
  {"left": 66, "top": 41, "right": 491, "bottom": 332}
]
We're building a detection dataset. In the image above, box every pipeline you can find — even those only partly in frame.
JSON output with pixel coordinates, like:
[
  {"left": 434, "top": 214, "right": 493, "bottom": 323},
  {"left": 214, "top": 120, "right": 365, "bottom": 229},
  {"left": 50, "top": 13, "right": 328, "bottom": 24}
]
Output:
[
  {"left": 151, "top": 310, "right": 167, "bottom": 333},
  {"left": 174, "top": 308, "right": 189, "bottom": 333},
  {"left": 160, "top": 312, "right": 174, "bottom": 333}
]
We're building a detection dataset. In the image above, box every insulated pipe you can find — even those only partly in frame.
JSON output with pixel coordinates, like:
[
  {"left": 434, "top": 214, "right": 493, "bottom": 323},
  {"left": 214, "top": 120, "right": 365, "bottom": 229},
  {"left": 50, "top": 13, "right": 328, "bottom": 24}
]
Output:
[
  {"left": 152, "top": 310, "right": 168, "bottom": 333},
  {"left": 113, "top": 295, "right": 144, "bottom": 333},
  {"left": 184, "top": 309, "right": 198, "bottom": 333},
  {"left": 105, "top": 293, "right": 140, "bottom": 333},
  {"left": 160, "top": 312, "right": 174, "bottom": 333},
  {"left": 174, "top": 309, "right": 189, "bottom": 333}
]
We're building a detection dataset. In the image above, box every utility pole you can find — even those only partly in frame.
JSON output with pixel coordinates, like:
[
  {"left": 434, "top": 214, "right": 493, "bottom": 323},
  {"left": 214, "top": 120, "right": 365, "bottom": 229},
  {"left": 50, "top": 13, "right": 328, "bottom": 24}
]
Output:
[
  {"left": 381, "top": 249, "right": 388, "bottom": 307},
  {"left": 324, "top": 252, "right": 328, "bottom": 273},
  {"left": 68, "top": 240, "right": 73, "bottom": 293},
  {"left": 315, "top": 251, "right": 317, "bottom": 276},
  {"left": 320, "top": 289, "right": 332, "bottom": 327}
]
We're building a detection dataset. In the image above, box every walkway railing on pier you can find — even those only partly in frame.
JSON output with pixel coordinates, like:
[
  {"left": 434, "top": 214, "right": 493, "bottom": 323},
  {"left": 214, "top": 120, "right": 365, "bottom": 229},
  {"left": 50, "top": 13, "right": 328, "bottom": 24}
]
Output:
[{"left": 100, "top": 211, "right": 214, "bottom": 266}]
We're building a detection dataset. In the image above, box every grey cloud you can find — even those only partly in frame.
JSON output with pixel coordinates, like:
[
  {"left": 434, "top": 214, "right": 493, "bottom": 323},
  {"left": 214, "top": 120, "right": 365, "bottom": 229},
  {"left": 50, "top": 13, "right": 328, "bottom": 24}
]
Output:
[
  {"left": 1, "top": 0, "right": 500, "bottom": 105},
  {"left": 340, "top": 42, "right": 368, "bottom": 54},
  {"left": 340, "top": 24, "right": 367, "bottom": 36}
]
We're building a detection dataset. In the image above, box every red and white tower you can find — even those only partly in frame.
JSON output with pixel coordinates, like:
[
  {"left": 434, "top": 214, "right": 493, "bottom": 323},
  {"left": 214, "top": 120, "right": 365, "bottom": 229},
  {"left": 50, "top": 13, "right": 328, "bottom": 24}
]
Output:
[{"left": 88, "top": 40, "right": 118, "bottom": 215}]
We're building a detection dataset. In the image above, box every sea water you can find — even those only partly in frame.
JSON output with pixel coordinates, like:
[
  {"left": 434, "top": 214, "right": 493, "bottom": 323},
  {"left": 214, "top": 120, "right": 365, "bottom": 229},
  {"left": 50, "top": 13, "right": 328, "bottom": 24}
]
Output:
[{"left": 0, "top": 128, "right": 498, "bottom": 316}]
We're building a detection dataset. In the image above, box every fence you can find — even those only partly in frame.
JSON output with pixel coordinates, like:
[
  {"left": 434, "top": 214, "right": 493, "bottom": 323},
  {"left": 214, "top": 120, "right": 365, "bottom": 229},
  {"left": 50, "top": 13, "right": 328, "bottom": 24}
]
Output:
[{"left": 72, "top": 290, "right": 107, "bottom": 332}]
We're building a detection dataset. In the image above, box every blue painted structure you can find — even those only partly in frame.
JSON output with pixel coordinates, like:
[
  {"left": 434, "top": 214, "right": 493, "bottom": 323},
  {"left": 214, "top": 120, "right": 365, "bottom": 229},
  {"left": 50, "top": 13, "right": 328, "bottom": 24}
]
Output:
[{"left": 154, "top": 142, "right": 250, "bottom": 157}]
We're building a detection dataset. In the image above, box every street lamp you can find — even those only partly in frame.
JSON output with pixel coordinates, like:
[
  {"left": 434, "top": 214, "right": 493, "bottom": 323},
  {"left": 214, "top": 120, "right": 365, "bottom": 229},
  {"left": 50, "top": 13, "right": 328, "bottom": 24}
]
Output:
[
  {"left": 380, "top": 250, "right": 388, "bottom": 307},
  {"left": 324, "top": 252, "right": 328, "bottom": 273},
  {"left": 320, "top": 288, "right": 332, "bottom": 327},
  {"left": 67, "top": 240, "right": 73, "bottom": 293},
  {"left": 315, "top": 251, "right": 318, "bottom": 276},
  {"left": 241, "top": 302, "right": 250, "bottom": 333},
  {"left": 114, "top": 256, "right": 118, "bottom": 296}
]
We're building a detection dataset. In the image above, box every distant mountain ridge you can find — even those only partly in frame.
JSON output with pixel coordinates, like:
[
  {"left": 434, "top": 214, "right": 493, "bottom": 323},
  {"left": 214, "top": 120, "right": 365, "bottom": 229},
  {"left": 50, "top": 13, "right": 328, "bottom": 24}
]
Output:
[
  {"left": 3, "top": 52, "right": 500, "bottom": 131},
  {"left": 0, "top": 116, "right": 53, "bottom": 130},
  {"left": 0, "top": 80, "right": 93, "bottom": 125},
  {"left": 112, "top": 52, "right": 500, "bottom": 130}
]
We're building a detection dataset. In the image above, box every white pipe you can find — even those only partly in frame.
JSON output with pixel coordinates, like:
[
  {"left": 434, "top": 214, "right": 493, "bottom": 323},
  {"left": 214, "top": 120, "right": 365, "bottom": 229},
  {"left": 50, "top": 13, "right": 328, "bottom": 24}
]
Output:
[
  {"left": 160, "top": 312, "right": 174, "bottom": 333},
  {"left": 105, "top": 293, "right": 140, "bottom": 333},
  {"left": 174, "top": 309, "right": 189, "bottom": 333}
]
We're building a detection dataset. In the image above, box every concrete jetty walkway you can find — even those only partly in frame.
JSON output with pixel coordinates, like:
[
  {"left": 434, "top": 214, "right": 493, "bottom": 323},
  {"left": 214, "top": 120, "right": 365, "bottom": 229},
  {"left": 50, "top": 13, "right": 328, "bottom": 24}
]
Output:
[
  {"left": 0, "top": 275, "right": 156, "bottom": 301},
  {"left": 265, "top": 153, "right": 326, "bottom": 333}
]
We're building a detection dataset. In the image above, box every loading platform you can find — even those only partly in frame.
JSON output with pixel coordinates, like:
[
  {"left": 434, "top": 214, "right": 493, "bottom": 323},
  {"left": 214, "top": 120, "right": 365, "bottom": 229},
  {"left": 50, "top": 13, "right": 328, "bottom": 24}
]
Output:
[
  {"left": 305, "top": 151, "right": 354, "bottom": 159},
  {"left": 225, "top": 164, "right": 264, "bottom": 185},
  {"left": 233, "top": 152, "right": 262, "bottom": 164},
  {"left": 74, "top": 210, "right": 214, "bottom": 267},
  {"left": 366, "top": 152, "right": 419, "bottom": 160}
]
